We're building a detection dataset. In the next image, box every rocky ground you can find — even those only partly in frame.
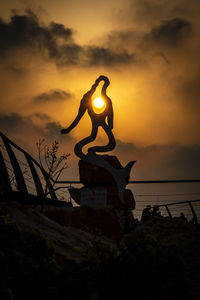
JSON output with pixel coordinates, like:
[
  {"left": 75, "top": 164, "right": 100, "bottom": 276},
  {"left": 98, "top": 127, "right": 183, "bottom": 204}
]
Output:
[
  {"left": 132, "top": 217, "right": 200, "bottom": 299},
  {"left": 1, "top": 200, "right": 200, "bottom": 299},
  {"left": 0, "top": 201, "right": 117, "bottom": 263}
]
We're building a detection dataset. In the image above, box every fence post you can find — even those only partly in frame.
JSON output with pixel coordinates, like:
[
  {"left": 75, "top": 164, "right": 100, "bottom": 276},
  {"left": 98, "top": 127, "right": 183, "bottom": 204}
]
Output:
[
  {"left": 165, "top": 205, "right": 172, "bottom": 218},
  {"left": 25, "top": 153, "right": 44, "bottom": 196},
  {"left": 188, "top": 201, "right": 199, "bottom": 225},
  {"left": 1, "top": 135, "right": 28, "bottom": 194},
  {"left": 0, "top": 150, "right": 12, "bottom": 193},
  {"left": 41, "top": 170, "right": 57, "bottom": 200}
]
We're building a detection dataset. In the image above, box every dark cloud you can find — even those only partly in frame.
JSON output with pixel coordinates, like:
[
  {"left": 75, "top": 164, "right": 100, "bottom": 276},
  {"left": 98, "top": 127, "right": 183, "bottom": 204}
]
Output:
[
  {"left": 0, "top": 113, "right": 74, "bottom": 161},
  {"left": 8, "top": 66, "right": 27, "bottom": 75},
  {"left": 0, "top": 113, "right": 39, "bottom": 133},
  {"left": 0, "top": 10, "right": 134, "bottom": 67},
  {"left": 152, "top": 52, "right": 170, "bottom": 64},
  {"left": 103, "top": 18, "right": 191, "bottom": 67},
  {"left": 111, "top": 0, "right": 198, "bottom": 66},
  {"left": 1, "top": 114, "right": 199, "bottom": 181},
  {"left": 114, "top": 139, "right": 200, "bottom": 179},
  {"left": 129, "top": 0, "right": 200, "bottom": 25},
  {"left": 115, "top": 139, "right": 136, "bottom": 154},
  {"left": 179, "top": 71, "right": 200, "bottom": 112},
  {"left": 44, "top": 121, "right": 73, "bottom": 142},
  {"left": 33, "top": 113, "right": 52, "bottom": 121},
  {"left": 85, "top": 46, "right": 134, "bottom": 66},
  {"left": 0, "top": 113, "right": 73, "bottom": 143},
  {"left": 130, "top": 0, "right": 167, "bottom": 23},
  {"left": 33, "top": 89, "right": 72, "bottom": 104},
  {"left": 105, "top": 30, "right": 141, "bottom": 56},
  {"left": 49, "top": 22, "right": 73, "bottom": 40},
  {"left": 147, "top": 18, "right": 191, "bottom": 46},
  {"left": 45, "top": 121, "right": 62, "bottom": 134},
  {"left": 0, "top": 9, "right": 73, "bottom": 54},
  {"left": 3, "top": 9, "right": 190, "bottom": 69},
  {"left": 0, "top": 113, "right": 45, "bottom": 152}
]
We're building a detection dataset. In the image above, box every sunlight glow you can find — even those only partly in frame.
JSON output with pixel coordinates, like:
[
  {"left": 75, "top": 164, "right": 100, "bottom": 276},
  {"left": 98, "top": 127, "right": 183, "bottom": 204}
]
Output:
[{"left": 93, "top": 97, "right": 104, "bottom": 108}]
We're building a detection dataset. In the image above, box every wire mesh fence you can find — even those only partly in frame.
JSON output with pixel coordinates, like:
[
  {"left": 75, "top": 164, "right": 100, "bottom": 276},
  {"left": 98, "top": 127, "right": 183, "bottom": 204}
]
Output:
[
  {"left": 133, "top": 192, "right": 200, "bottom": 222},
  {"left": 1, "top": 132, "right": 200, "bottom": 219},
  {"left": 0, "top": 134, "right": 71, "bottom": 204}
]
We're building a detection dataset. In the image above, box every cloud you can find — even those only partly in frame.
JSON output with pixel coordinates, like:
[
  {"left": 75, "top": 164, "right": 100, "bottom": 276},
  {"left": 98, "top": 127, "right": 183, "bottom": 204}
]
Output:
[
  {"left": 44, "top": 121, "right": 73, "bottom": 143},
  {"left": 85, "top": 46, "right": 134, "bottom": 66},
  {"left": 1, "top": 113, "right": 199, "bottom": 181},
  {"left": 128, "top": 0, "right": 200, "bottom": 25},
  {"left": 178, "top": 71, "right": 200, "bottom": 112},
  {"left": 0, "top": 5, "right": 200, "bottom": 157},
  {"left": 0, "top": 9, "right": 73, "bottom": 54},
  {"left": 33, "top": 89, "right": 72, "bottom": 104},
  {"left": 0, "top": 113, "right": 40, "bottom": 133},
  {"left": 146, "top": 18, "right": 191, "bottom": 46},
  {"left": 1, "top": 8, "right": 191, "bottom": 72},
  {"left": 102, "top": 17, "right": 191, "bottom": 70},
  {"left": 115, "top": 139, "right": 200, "bottom": 179},
  {"left": 49, "top": 22, "right": 73, "bottom": 40},
  {"left": 115, "top": 139, "right": 136, "bottom": 154},
  {"left": 0, "top": 10, "right": 134, "bottom": 67},
  {"left": 33, "top": 113, "right": 52, "bottom": 122},
  {"left": 0, "top": 113, "right": 74, "bottom": 145},
  {"left": 107, "top": 17, "right": 191, "bottom": 53}
]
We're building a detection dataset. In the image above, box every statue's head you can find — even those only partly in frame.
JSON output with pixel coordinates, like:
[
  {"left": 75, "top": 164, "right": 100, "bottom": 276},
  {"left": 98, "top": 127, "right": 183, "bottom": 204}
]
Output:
[
  {"left": 95, "top": 75, "right": 110, "bottom": 86},
  {"left": 90, "top": 75, "right": 110, "bottom": 95}
]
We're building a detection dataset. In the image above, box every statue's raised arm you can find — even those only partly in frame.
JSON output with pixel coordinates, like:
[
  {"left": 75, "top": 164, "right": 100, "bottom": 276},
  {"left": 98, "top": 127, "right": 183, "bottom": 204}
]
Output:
[
  {"left": 60, "top": 99, "right": 86, "bottom": 134},
  {"left": 60, "top": 81, "right": 99, "bottom": 134}
]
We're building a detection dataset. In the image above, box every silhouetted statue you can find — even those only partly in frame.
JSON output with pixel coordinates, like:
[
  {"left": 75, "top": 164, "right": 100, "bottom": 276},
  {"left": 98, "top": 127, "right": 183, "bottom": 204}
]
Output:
[
  {"left": 61, "top": 76, "right": 135, "bottom": 202},
  {"left": 61, "top": 75, "right": 115, "bottom": 158}
]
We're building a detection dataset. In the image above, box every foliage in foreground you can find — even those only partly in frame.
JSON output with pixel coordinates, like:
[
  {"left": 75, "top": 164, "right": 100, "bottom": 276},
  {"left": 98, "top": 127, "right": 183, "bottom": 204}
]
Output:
[{"left": 0, "top": 212, "right": 188, "bottom": 300}]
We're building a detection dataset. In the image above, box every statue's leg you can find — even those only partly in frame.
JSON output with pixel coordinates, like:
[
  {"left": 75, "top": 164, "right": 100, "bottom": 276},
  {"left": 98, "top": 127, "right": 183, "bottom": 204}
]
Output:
[
  {"left": 74, "top": 126, "right": 98, "bottom": 159},
  {"left": 88, "top": 123, "right": 116, "bottom": 154}
]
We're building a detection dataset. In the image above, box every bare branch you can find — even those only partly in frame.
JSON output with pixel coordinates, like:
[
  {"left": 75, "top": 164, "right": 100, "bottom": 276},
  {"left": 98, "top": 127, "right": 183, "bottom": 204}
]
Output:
[{"left": 35, "top": 139, "right": 70, "bottom": 196}]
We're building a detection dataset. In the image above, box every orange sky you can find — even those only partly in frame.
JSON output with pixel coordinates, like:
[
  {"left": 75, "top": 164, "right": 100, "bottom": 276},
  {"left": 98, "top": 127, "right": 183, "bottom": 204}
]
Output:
[{"left": 0, "top": 0, "right": 200, "bottom": 186}]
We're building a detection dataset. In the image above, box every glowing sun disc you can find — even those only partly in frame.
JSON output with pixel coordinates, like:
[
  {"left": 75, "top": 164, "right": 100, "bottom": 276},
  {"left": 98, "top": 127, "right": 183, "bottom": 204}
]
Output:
[{"left": 94, "top": 97, "right": 104, "bottom": 108}]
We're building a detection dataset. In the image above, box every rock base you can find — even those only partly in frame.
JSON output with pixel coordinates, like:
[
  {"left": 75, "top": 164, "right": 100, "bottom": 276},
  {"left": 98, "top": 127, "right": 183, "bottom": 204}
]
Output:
[
  {"left": 79, "top": 155, "right": 130, "bottom": 186},
  {"left": 69, "top": 187, "right": 135, "bottom": 210},
  {"left": 69, "top": 155, "right": 136, "bottom": 233}
]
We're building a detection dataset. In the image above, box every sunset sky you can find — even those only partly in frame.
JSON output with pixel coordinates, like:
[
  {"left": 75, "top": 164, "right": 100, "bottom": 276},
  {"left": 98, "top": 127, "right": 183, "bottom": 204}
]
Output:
[{"left": 0, "top": 0, "right": 200, "bottom": 197}]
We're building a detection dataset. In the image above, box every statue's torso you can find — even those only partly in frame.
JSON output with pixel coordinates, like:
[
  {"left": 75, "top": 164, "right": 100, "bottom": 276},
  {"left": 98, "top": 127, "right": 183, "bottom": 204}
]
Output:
[{"left": 86, "top": 97, "right": 111, "bottom": 124}]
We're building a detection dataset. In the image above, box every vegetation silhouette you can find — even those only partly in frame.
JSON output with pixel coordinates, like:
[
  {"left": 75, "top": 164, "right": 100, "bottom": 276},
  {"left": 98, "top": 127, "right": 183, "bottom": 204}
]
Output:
[
  {"left": 0, "top": 209, "right": 188, "bottom": 300},
  {"left": 36, "top": 139, "right": 70, "bottom": 195}
]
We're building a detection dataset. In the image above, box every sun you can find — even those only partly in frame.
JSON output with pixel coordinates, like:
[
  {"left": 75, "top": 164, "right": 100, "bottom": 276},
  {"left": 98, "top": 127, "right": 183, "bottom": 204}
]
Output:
[{"left": 93, "top": 97, "right": 104, "bottom": 108}]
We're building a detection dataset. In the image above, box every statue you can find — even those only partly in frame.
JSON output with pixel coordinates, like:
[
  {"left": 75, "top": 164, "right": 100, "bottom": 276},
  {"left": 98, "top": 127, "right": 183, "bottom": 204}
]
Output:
[
  {"left": 61, "top": 75, "right": 115, "bottom": 158},
  {"left": 61, "top": 75, "right": 135, "bottom": 202}
]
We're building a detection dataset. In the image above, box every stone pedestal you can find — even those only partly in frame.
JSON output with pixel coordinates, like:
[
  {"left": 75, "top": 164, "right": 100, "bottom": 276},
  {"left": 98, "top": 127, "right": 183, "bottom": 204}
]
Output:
[
  {"left": 69, "top": 186, "right": 135, "bottom": 210},
  {"left": 79, "top": 155, "right": 130, "bottom": 186},
  {"left": 68, "top": 155, "right": 136, "bottom": 234},
  {"left": 69, "top": 155, "right": 135, "bottom": 210}
]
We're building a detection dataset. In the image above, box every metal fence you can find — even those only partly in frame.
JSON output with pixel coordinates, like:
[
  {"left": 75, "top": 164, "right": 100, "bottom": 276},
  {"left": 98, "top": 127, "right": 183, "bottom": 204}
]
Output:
[
  {"left": 0, "top": 131, "right": 200, "bottom": 221},
  {"left": 0, "top": 132, "right": 71, "bottom": 203}
]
